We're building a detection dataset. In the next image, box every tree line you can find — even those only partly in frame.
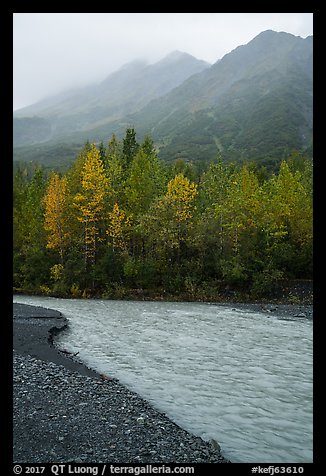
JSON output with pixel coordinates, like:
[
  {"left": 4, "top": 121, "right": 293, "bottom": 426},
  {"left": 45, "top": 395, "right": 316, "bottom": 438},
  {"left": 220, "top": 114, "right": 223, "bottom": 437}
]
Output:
[{"left": 13, "top": 128, "right": 313, "bottom": 301}]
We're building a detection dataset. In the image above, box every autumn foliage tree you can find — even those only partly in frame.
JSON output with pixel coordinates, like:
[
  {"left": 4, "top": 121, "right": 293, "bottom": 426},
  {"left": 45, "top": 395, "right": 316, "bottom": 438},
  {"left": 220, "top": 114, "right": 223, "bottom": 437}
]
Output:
[
  {"left": 107, "top": 202, "right": 132, "bottom": 253},
  {"left": 43, "top": 172, "right": 70, "bottom": 262},
  {"left": 73, "top": 144, "right": 109, "bottom": 269},
  {"left": 139, "top": 173, "right": 198, "bottom": 275}
]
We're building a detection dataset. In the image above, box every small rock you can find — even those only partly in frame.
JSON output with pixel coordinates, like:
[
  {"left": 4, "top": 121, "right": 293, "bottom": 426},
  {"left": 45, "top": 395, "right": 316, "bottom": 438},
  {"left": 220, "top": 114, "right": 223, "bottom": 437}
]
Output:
[{"left": 209, "top": 438, "right": 221, "bottom": 451}]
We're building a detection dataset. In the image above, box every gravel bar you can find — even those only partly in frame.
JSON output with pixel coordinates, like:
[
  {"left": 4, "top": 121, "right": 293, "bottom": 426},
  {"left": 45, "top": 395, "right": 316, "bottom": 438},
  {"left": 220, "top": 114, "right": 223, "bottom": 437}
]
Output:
[{"left": 13, "top": 303, "right": 229, "bottom": 464}]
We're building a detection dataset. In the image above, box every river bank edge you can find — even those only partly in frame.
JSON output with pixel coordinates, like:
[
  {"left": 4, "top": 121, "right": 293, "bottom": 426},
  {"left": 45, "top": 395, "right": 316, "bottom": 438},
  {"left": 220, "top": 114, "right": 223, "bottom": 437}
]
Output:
[
  {"left": 13, "top": 278, "right": 313, "bottom": 305},
  {"left": 12, "top": 302, "right": 230, "bottom": 464}
]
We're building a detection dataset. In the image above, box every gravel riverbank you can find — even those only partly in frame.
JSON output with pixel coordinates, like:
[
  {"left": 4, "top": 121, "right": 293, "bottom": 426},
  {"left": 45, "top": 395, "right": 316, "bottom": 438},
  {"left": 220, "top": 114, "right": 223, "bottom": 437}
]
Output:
[
  {"left": 13, "top": 301, "right": 313, "bottom": 464},
  {"left": 13, "top": 303, "right": 229, "bottom": 464}
]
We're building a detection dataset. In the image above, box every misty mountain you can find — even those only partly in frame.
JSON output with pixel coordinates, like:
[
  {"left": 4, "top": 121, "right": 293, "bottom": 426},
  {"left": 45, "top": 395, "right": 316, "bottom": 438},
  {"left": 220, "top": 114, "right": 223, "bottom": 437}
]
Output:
[
  {"left": 13, "top": 51, "right": 210, "bottom": 146},
  {"left": 123, "top": 30, "right": 313, "bottom": 163},
  {"left": 13, "top": 31, "right": 312, "bottom": 167}
]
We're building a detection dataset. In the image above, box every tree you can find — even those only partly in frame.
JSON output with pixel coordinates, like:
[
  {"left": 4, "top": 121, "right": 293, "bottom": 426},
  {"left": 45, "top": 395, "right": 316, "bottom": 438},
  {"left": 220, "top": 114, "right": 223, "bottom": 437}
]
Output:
[
  {"left": 199, "top": 159, "right": 236, "bottom": 255},
  {"left": 165, "top": 173, "right": 198, "bottom": 224},
  {"left": 106, "top": 133, "right": 122, "bottom": 162},
  {"left": 13, "top": 167, "right": 28, "bottom": 252},
  {"left": 73, "top": 144, "right": 109, "bottom": 269},
  {"left": 106, "top": 202, "right": 132, "bottom": 253},
  {"left": 24, "top": 168, "right": 48, "bottom": 249},
  {"left": 222, "top": 165, "right": 261, "bottom": 254},
  {"left": 99, "top": 141, "right": 106, "bottom": 163},
  {"left": 105, "top": 135, "right": 125, "bottom": 207},
  {"left": 65, "top": 141, "right": 93, "bottom": 198},
  {"left": 122, "top": 127, "right": 139, "bottom": 169},
  {"left": 140, "top": 173, "right": 198, "bottom": 257},
  {"left": 43, "top": 172, "right": 70, "bottom": 262},
  {"left": 13, "top": 167, "right": 29, "bottom": 288},
  {"left": 259, "top": 161, "right": 313, "bottom": 277},
  {"left": 125, "top": 147, "right": 166, "bottom": 217},
  {"left": 13, "top": 167, "right": 49, "bottom": 290}
]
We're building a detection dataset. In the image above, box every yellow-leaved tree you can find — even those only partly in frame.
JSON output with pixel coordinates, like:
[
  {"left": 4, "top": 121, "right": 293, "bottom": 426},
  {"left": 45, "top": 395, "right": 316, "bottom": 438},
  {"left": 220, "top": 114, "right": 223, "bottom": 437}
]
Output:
[
  {"left": 43, "top": 172, "right": 70, "bottom": 262},
  {"left": 165, "top": 173, "right": 198, "bottom": 225},
  {"left": 106, "top": 202, "right": 132, "bottom": 253},
  {"left": 140, "top": 173, "right": 198, "bottom": 256},
  {"left": 73, "top": 144, "right": 109, "bottom": 267}
]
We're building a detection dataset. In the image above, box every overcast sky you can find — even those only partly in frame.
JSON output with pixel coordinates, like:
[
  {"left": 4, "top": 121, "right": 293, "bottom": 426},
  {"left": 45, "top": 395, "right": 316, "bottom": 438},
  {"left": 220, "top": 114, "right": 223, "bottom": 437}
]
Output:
[{"left": 13, "top": 13, "right": 313, "bottom": 111}]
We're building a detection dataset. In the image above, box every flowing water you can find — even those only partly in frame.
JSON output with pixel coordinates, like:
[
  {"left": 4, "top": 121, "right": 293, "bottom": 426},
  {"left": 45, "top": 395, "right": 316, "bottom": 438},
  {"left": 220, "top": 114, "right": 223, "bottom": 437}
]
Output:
[{"left": 13, "top": 295, "right": 313, "bottom": 463}]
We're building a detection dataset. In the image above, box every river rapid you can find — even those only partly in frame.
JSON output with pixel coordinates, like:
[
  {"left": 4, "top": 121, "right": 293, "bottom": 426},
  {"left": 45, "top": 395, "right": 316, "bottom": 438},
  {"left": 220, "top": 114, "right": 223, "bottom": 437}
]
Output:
[{"left": 13, "top": 295, "right": 313, "bottom": 463}]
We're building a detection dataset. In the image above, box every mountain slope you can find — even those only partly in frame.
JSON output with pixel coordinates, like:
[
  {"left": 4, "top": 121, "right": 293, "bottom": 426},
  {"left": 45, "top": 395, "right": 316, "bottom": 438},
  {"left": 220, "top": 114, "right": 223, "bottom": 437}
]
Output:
[
  {"left": 13, "top": 31, "right": 313, "bottom": 167},
  {"left": 125, "top": 30, "right": 312, "bottom": 162},
  {"left": 13, "top": 51, "right": 210, "bottom": 146},
  {"left": 59, "top": 30, "right": 312, "bottom": 164}
]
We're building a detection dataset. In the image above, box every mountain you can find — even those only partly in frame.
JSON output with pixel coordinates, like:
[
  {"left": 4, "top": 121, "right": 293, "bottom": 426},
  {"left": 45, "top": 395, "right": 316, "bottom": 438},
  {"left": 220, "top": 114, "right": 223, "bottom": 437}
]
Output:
[
  {"left": 123, "top": 30, "right": 313, "bottom": 163},
  {"left": 13, "top": 31, "right": 313, "bottom": 167},
  {"left": 13, "top": 51, "right": 210, "bottom": 146}
]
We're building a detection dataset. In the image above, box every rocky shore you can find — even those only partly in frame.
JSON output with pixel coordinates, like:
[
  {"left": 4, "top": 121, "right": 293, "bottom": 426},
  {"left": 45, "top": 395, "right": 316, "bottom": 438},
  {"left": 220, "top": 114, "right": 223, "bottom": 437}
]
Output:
[{"left": 13, "top": 303, "right": 229, "bottom": 464}]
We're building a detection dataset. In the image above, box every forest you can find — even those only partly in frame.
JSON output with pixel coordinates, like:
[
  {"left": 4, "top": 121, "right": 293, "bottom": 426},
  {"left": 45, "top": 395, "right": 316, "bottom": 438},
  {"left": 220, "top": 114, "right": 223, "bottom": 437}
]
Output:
[{"left": 13, "top": 128, "right": 313, "bottom": 302}]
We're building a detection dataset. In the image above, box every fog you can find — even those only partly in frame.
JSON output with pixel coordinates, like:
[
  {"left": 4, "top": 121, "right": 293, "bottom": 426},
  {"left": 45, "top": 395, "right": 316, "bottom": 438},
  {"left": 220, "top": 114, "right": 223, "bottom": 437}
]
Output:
[{"left": 13, "top": 13, "right": 313, "bottom": 111}]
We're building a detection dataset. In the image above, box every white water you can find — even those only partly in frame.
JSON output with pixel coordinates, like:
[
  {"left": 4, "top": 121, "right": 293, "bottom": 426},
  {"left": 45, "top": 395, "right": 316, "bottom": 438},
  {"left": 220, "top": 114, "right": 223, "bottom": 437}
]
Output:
[{"left": 13, "top": 295, "right": 313, "bottom": 463}]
